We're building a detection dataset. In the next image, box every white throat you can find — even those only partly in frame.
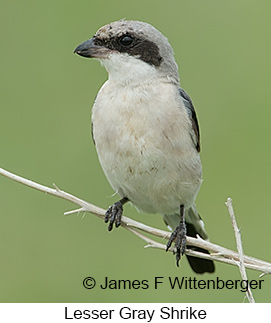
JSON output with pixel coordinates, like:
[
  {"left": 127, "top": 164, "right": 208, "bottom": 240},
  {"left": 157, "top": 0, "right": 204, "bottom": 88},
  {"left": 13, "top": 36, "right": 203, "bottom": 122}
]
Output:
[{"left": 99, "top": 52, "right": 160, "bottom": 85}]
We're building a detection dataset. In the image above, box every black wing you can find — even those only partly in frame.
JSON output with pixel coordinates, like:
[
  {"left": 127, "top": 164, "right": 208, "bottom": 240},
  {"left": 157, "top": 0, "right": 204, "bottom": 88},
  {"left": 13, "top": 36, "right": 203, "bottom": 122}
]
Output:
[
  {"left": 91, "top": 120, "right": 96, "bottom": 146},
  {"left": 179, "top": 88, "right": 200, "bottom": 152}
]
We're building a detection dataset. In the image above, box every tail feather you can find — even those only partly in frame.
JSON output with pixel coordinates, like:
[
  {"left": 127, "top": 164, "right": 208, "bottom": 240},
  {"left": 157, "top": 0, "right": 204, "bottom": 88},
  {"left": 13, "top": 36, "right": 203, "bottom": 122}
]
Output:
[
  {"left": 163, "top": 205, "right": 215, "bottom": 274},
  {"left": 185, "top": 222, "right": 215, "bottom": 274}
]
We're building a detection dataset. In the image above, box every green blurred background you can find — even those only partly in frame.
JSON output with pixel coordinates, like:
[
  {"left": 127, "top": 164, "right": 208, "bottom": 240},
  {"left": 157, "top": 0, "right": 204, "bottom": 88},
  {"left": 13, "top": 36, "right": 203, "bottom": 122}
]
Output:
[{"left": 1, "top": 0, "right": 271, "bottom": 303}]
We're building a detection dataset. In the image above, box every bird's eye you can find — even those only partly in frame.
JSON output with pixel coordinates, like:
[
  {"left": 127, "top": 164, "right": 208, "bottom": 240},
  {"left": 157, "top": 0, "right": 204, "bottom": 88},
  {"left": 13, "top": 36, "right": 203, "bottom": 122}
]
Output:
[{"left": 120, "top": 35, "right": 134, "bottom": 46}]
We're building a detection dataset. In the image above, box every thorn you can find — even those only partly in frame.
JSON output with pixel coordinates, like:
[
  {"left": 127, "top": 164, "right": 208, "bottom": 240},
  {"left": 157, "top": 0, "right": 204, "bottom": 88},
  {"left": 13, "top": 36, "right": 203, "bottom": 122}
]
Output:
[
  {"left": 64, "top": 207, "right": 85, "bottom": 216},
  {"left": 144, "top": 244, "right": 151, "bottom": 249},
  {"left": 196, "top": 234, "right": 204, "bottom": 241},
  {"left": 53, "top": 183, "right": 61, "bottom": 192}
]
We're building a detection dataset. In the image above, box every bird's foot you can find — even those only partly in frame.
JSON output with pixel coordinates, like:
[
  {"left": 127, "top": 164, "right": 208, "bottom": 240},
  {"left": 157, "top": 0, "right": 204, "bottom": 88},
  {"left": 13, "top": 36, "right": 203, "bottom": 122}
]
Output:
[
  {"left": 104, "top": 197, "right": 128, "bottom": 231},
  {"left": 166, "top": 213, "right": 187, "bottom": 267}
]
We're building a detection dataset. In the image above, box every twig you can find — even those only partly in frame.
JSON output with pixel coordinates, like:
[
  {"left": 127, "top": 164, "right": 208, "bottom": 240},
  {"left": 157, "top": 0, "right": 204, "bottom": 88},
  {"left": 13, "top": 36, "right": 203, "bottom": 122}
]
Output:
[
  {"left": 1, "top": 166, "right": 271, "bottom": 276},
  {"left": 226, "top": 198, "right": 255, "bottom": 303}
]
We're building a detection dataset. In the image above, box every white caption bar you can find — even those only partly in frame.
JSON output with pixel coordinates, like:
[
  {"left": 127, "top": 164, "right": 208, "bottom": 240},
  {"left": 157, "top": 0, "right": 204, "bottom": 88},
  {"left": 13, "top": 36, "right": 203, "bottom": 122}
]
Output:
[{"left": 0, "top": 303, "right": 267, "bottom": 322}]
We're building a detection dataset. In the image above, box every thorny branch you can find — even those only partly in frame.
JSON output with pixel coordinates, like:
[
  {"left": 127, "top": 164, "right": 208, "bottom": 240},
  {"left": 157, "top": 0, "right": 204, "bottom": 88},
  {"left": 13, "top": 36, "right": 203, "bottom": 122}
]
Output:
[
  {"left": 1, "top": 166, "right": 270, "bottom": 301},
  {"left": 225, "top": 198, "right": 255, "bottom": 303}
]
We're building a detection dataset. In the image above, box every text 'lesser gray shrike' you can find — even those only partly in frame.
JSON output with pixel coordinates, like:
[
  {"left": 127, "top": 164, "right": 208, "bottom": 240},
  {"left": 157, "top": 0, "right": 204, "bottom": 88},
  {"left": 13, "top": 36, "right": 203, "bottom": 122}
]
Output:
[{"left": 74, "top": 20, "right": 215, "bottom": 274}]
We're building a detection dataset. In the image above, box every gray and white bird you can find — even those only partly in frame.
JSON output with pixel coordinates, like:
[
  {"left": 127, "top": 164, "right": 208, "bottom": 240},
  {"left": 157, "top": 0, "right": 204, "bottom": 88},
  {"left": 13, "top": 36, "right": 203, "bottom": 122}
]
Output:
[{"left": 74, "top": 20, "right": 214, "bottom": 273}]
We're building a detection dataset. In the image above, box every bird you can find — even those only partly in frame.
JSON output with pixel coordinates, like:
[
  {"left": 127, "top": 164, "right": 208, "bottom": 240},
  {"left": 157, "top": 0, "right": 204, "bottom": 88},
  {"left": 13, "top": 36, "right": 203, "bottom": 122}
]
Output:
[{"left": 74, "top": 20, "right": 215, "bottom": 274}]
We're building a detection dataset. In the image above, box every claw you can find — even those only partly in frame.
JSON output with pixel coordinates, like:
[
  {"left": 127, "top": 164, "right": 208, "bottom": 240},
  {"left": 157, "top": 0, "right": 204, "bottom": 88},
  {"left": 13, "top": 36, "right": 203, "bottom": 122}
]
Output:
[
  {"left": 104, "top": 197, "right": 128, "bottom": 231},
  {"left": 166, "top": 204, "right": 187, "bottom": 267},
  {"left": 104, "top": 207, "right": 111, "bottom": 223}
]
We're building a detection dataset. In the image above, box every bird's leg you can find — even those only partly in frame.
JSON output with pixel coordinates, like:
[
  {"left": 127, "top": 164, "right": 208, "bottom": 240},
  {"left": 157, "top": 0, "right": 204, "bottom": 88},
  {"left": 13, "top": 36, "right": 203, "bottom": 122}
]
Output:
[
  {"left": 166, "top": 204, "right": 187, "bottom": 267},
  {"left": 105, "top": 197, "right": 129, "bottom": 231}
]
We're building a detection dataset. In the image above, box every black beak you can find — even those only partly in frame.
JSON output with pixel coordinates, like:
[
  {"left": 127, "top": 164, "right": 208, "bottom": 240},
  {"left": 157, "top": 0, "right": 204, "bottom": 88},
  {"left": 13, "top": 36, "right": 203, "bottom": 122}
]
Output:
[{"left": 74, "top": 38, "right": 109, "bottom": 58}]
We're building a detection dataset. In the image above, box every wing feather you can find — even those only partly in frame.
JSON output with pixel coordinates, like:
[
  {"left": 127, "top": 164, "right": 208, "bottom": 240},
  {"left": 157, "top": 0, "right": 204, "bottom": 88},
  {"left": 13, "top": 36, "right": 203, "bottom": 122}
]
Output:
[{"left": 179, "top": 88, "right": 200, "bottom": 152}]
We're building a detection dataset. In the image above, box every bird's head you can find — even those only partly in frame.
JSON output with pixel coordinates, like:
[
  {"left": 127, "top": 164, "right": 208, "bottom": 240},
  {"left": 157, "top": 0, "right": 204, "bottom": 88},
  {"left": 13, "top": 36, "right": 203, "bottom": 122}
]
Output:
[{"left": 74, "top": 20, "right": 179, "bottom": 85}]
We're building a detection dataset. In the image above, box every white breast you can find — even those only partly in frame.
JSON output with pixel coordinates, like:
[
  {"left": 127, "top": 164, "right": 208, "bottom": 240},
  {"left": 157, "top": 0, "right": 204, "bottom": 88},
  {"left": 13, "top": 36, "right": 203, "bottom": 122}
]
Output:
[{"left": 92, "top": 79, "right": 202, "bottom": 215}]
